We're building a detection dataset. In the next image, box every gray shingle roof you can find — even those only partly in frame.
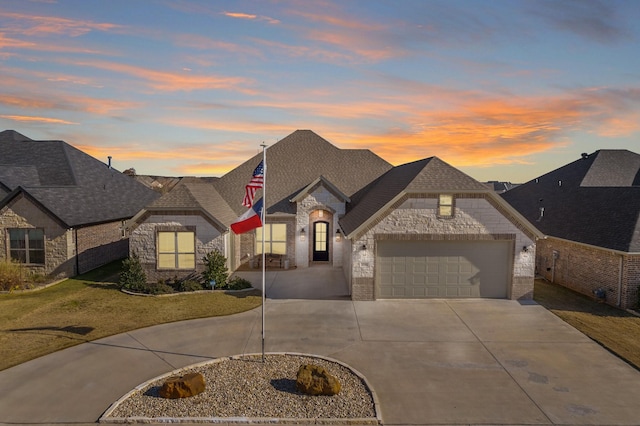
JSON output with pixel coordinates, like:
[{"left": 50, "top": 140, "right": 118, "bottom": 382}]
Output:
[
  {"left": 142, "top": 179, "right": 237, "bottom": 230},
  {"left": 340, "top": 157, "right": 491, "bottom": 236},
  {"left": 214, "top": 130, "right": 392, "bottom": 215},
  {"left": 501, "top": 149, "right": 640, "bottom": 252},
  {"left": 0, "top": 131, "right": 160, "bottom": 227}
]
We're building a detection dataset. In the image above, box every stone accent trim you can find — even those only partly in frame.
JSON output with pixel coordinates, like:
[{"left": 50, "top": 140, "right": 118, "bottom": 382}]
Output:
[{"left": 352, "top": 277, "right": 374, "bottom": 301}]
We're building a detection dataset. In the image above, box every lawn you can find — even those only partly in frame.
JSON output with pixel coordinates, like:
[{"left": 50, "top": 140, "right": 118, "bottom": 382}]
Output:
[
  {"left": 533, "top": 278, "right": 640, "bottom": 370},
  {"left": 0, "top": 261, "right": 262, "bottom": 371}
]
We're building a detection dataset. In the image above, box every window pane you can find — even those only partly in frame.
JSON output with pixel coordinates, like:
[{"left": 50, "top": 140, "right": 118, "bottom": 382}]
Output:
[
  {"left": 158, "top": 232, "right": 175, "bottom": 252},
  {"left": 177, "top": 253, "right": 195, "bottom": 269},
  {"left": 9, "top": 229, "right": 26, "bottom": 249},
  {"left": 272, "top": 224, "right": 287, "bottom": 241},
  {"left": 28, "top": 229, "right": 44, "bottom": 250},
  {"left": 158, "top": 253, "right": 175, "bottom": 268},
  {"left": 29, "top": 250, "right": 45, "bottom": 264},
  {"left": 439, "top": 206, "right": 452, "bottom": 216},
  {"left": 264, "top": 224, "right": 271, "bottom": 240},
  {"left": 315, "top": 240, "right": 326, "bottom": 251},
  {"left": 10, "top": 250, "right": 26, "bottom": 263},
  {"left": 176, "top": 232, "right": 194, "bottom": 253},
  {"left": 439, "top": 194, "right": 453, "bottom": 205},
  {"left": 255, "top": 228, "right": 263, "bottom": 241},
  {"left": 272, "top": 242, "right": 286, "bottom": 254}
]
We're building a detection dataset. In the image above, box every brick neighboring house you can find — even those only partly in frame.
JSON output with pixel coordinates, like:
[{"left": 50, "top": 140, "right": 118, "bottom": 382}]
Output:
[
  {"left": 501, "top": 150, "right": 640, "bottom": 309},
  {"left": 0, "top": 130, "right": 160, "bottom": 279},
  {"left": 129, "top": 130, "right": 541, "bottom": 300}
]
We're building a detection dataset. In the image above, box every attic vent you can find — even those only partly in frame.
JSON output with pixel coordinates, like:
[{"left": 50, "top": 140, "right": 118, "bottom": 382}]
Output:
[
  {"left": 537, "top": 207, "right": 545, "bottom": 221},
  {"left": 558, "top": 180, "right": 562, "bottom": 186},
  {"left": 581, "top": 153, "right": 589, "bottom": 159}
]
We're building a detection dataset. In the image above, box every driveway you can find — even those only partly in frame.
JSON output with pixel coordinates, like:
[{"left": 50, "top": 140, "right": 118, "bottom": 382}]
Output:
[{"left": 1, "top": 267, "right": 640, "bottom": 425}]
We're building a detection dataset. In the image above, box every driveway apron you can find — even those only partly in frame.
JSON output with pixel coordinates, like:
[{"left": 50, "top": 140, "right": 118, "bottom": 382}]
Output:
[{"left": 1, "top": 267, "right": 640, "bottom": 425}]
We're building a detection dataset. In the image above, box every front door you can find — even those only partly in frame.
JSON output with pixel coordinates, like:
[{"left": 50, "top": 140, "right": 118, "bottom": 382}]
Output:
[{"left": 312, "top": 221, "right": 329, "bottom": 261}]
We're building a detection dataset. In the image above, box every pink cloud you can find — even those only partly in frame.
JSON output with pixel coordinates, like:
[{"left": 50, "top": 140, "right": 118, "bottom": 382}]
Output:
[{"left": 0, "top": 114, "right": 77, "bottom": 125}]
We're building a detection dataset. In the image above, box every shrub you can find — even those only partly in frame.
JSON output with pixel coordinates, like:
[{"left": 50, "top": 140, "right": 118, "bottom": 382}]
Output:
[
  {"left": 119, "top": 254, "right": 147, "bottom": 293},
  {"left": 0, "top": 260, "right": 23, "bottom": 291},
  {"left": 225, "top": 276, "right": 253, "bottom": 291},
  {"left": 179, "top": 279, "right": 204, "bottom": 292},
  {"left": 146, "top": 281, "right": 174, "bottom": 295},
  {"left": 202, "top": 250, "right": 229, "bottom": 289}
]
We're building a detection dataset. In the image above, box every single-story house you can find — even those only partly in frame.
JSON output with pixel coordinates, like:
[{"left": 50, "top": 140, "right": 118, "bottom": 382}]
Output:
[
  {"left": 0, "top": 130, "right": 160, "bottom": 279},
  {"left": 501, "top": 149, "right": 640, "bottom": 309},
  {"left": 128, "top": 130, "right": 541, "bottom": 300}
]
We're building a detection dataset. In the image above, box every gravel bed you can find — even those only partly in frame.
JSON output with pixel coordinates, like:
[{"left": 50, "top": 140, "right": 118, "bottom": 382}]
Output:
[{"left": 103, "top": 354, "right": 377, "bottom": 422}]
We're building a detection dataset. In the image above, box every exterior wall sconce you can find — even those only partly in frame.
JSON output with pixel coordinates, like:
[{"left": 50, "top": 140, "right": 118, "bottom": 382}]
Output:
[
  {"left": 361, "top": 244, "right": 366, "bottom": 250},
  {"left": 335, "top": 229, "right": 341, "bottom": 242},
  {"left": 300, "top": 227, "right": 305, "bottom": 241},
  {"left": 522, "top": 245, "right": 529, "bottom": 253}
]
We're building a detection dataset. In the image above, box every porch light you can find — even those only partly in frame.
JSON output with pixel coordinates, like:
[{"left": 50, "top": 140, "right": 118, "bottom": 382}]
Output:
[
  {"left": 300, "top": 227, "right": 306, "bottom": 241},
  {"left": 335, "top": 229, "right": 341, "bottom": 242}
]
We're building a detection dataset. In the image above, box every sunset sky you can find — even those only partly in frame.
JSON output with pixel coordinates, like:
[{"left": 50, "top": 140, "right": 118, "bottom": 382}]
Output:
[{"left": 1, "top": 0, "right": 639, "bottom": 183}]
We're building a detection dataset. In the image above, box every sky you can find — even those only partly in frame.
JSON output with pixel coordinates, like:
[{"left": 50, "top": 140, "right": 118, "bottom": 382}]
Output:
[{"left": 1, "top": 0, "right": 639, "bottom": 183}]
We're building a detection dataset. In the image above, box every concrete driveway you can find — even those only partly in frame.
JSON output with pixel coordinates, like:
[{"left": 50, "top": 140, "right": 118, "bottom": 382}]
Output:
[{"left": 1, "top": 266, "right": 640, "bottom": 425}]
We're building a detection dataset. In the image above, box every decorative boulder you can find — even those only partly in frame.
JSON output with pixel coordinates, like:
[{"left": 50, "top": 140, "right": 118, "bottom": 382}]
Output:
[
  {"left": 158, "top": 372, "right": 206, "bottom": 399},
  {"left": 296, "top": 364, "right": 341, "bottom": 396}
]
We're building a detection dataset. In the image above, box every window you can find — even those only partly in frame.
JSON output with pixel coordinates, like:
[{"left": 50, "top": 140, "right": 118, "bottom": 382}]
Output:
[
  {"left": 438, "top": 194, "right": 454, "bottom": 217},
  {"left": 9, "top": 228, "right": 45, "bottom": 264},
  {"left": 157, "top": 231, "right": 195, "bottom": 269},
  {"left": 255, "top": 224, "right": 287, "bottom": 255}
]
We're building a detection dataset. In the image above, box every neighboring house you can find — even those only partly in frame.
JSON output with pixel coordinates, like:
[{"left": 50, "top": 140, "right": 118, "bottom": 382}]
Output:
[
  {"left": 129, "top": 130, "right": 541, "bottom": 301},
  {"left": 485, "top": 181, "right": 519, "bottom": 193},
  {"left": 501, "top": 150, "right": 640, "bottom": 309},
  {"left": 0, "top": 130, "right": 160, "bottom": 279}
]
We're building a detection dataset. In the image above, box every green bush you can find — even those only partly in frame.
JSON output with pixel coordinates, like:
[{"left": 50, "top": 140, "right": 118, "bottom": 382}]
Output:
[
  {"left": 119, "top": 254, "right": 147, "bottom": 293},
  {"left": 202, "top": 250, "right": 229, "bottom": 289},
  {"left": 225, "top": 276, "right": 253, "bottom": 291},
  {"left": 0, "top": 260, "right": 23, "bottom": 291},
  {"left": 179, "top": 279, "right": 204, "bottom": 292},
  {"left": 146, "top": 281, "right": 174, "bottom": 295}
]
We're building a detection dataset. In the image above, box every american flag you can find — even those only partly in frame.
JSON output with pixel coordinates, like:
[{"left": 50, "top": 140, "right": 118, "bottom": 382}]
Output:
[{"left": 242, "top": 160, "right": 264, "bottom": 208}]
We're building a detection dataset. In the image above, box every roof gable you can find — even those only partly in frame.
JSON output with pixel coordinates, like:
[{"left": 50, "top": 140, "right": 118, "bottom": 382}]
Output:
[
  {"left": 214, "top": 130, "right": 392, "bottom": 215},
  {"left": 0, "top": 132, "right": 160, "bottom": 227},
  {"left": 290, "top": 175, "right": 351, "bottom": 203},
  {"left": 340, "top": 157, "right": 493, "bottom": 237},
  {"left": 502, "top": 150, "right": 640, "bottom": 252}
]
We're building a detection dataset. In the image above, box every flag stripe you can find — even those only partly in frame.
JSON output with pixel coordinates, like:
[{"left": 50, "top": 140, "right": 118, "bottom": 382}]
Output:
[
  {"left": 242, "top": 160, "right": 264, "bottom": 208},
  {"left": 231, "top": 198, "right": 263, "bottom": 234}
]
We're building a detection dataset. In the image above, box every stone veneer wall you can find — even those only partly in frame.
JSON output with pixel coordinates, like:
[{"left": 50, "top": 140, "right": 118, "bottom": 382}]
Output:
[
  {"left": 295, "top": 185, "right": 346, "bottom": 268},
  {"left": 76, "top": 221, "right": 128, "bottom": 274},
  {"left": 130, "top": 214, "right": 224, "bottom": 283},
  {"left": 537, "top": 237, "right": 640, "bottom": 309},
  {"left": 349, "top": 195, "right": 536, "bottom": 301},
  {"left": 0, "top": 194, "right": 75, "bottom": 278}
]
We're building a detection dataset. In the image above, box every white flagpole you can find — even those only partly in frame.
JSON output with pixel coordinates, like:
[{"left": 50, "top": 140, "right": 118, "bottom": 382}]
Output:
[{"left": 260, "top": 142, "right": 267, "bottom": 362}]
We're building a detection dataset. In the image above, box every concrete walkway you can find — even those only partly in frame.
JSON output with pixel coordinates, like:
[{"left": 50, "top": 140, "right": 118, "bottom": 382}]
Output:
[{"left": 2, "top": 266, "right": 640, "bottom": 425}]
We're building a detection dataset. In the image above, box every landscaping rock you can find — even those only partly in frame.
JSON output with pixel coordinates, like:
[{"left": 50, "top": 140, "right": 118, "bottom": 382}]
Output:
[
  {"left": 296, "top": 364, "right": 341, "bottom": 396},
  {"left": 158, "top": 372, "right": 206, "bottom": 399}
]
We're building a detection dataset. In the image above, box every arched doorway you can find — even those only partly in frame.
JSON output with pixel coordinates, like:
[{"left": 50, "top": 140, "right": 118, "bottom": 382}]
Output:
[{"left": 312, "top": 220, "right": 329, "bottom": 261}]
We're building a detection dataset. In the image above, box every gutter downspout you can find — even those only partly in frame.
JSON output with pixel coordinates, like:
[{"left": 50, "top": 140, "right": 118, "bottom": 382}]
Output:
[
  {"left": 617, "top": 255, "right": 623, "bottom": 307},
  {"left": 74, "top": 228, "right": 79, "bottom": 276}
]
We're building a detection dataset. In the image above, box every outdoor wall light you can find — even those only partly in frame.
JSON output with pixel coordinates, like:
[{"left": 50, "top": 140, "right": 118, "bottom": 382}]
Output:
[
  {"left": 300, "top": 227, "right": 306, "bottom": 241},
  {"left": 361, "top": 244, "right": 367, "bottom": 250},
  {"left": 335, "top": 229, "right": 341, "bottom": 242},
  {"left": 522, "top": 245, "right": 529, "bottom": 253}
]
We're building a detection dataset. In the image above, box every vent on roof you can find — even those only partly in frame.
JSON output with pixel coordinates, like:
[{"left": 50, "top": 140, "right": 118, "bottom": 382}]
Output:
[
  {"left": 108, "top": 156, "right": 112, "bottom": 169},
  {"left": 581, "top": 152, "right": 589, "bottom": 159}
]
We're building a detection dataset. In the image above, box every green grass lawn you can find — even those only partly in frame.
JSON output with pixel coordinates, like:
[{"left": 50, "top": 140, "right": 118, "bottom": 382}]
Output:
[{"left": 0, "top": 261, "right": 261, "bottom": 371}]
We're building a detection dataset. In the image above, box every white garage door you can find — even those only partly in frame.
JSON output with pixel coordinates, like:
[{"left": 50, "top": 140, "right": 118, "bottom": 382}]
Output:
[{"left": 376, "top": 240, "right": 512, "bottom": 299}]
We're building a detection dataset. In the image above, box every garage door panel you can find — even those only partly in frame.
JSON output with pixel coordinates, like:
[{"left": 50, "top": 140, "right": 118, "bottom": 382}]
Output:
[{"left": 376, "top": 240, "right": 511, "bottom": 299}]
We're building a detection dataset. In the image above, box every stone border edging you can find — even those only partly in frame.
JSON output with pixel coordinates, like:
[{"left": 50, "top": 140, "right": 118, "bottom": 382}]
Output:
[
  {"left": 99, "top": 352, "right": 382, "bottom": 425},
  {"left": 120, "top": 287, "right": 258, "bottom": 297},
  {"left": 0, "top": 278, "right": 67, "bottom": 294}
]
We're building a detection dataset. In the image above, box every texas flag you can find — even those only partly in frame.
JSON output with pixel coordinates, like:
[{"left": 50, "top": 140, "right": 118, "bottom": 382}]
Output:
[{"left": 230, "top": 198, "right": 263, "bottom": 234}]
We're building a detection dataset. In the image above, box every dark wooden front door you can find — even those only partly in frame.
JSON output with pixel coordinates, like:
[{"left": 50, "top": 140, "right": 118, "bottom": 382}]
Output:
[{"left": 312, "top": 221, "right": 329, "bottom": 261}]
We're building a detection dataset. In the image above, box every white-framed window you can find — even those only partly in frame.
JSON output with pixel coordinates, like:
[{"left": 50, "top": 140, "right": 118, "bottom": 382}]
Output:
[
  {"left": 438, "top": 194, "right": 454, "bottom": 217},
  {"left": 255, "top": 223, "right": 287, "bottom": 255},
  {"left": 8, "top": 228, "right": 45, "bottom": 264},
  {"left": 157, "top": 231, "right": 195, "bottom": 269}
]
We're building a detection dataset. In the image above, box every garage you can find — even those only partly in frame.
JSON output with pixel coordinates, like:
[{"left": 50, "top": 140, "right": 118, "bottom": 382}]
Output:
[{"left": 376, "top": 240, "right": 513, "bottom": 299}]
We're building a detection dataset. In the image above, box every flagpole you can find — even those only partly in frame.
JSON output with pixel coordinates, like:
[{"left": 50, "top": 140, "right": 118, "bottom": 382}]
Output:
[{"left": 260, "top": 142, "right": 267, "bottom": 362}]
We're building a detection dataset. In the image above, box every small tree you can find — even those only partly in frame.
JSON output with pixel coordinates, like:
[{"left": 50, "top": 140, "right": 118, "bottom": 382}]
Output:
[
  {"left": 119, "top": 253, "right": 147, "bottom": 292},
  {"left": 202, "top": 250, "right": 228, "bottom": 289}
]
